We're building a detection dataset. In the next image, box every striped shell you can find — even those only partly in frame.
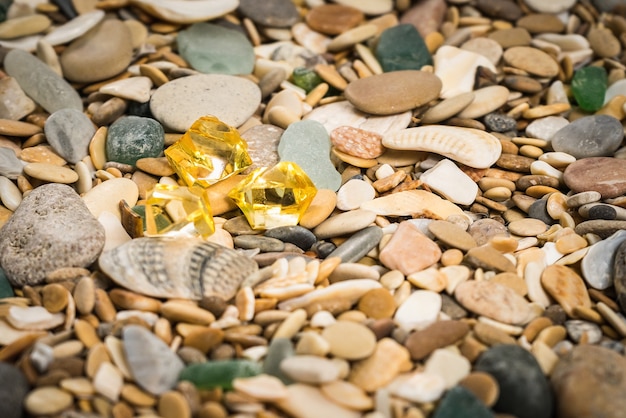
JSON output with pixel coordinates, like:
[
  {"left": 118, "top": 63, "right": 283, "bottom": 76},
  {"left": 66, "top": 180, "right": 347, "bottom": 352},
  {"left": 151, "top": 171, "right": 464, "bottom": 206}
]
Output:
[
  {"left": 382, "top": 126, "right": 502, "bottom": 169},
  {"left": 99, "top": 237, "right": 258, "bottom": 301}
]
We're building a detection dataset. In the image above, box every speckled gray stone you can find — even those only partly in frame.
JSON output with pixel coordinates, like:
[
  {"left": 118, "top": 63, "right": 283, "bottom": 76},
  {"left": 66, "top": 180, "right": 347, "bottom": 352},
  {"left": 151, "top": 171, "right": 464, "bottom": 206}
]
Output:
[
  {"left": 0, "top": 183, "right": 105, "bottom": 286},
  {"left": 44, "top": 108, "right": 96, "bottom": 164},
  {"left": 551, "top": 115, "right": 623, "bottom": 158},
  {"left": 106, "top": 116, "right": 164, "bottom": 166},
  {"left": 0, "top": 147, "right": 23, "bottom": 179}
]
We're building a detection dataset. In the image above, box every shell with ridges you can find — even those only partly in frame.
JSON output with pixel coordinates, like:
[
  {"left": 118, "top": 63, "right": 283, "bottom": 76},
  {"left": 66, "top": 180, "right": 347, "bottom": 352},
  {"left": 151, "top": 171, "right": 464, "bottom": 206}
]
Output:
[
  {"left": 382, "top": 126, "right": 502, "bottom": 169},
  {"left": 98, "top": 237, "right": 258, "bottom": 301}
]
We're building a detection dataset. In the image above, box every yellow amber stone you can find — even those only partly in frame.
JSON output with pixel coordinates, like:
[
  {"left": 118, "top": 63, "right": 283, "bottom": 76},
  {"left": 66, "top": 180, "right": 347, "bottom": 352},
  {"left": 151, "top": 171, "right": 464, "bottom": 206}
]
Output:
[
  {"left": 145, "top": 183, "right": 215, "bottom": 238},
  {"left": 164, "top": 115, "right": 252, "bottom": 187},
  {"left": 228, "top": 161, "right": 317, "bottom": 230}
]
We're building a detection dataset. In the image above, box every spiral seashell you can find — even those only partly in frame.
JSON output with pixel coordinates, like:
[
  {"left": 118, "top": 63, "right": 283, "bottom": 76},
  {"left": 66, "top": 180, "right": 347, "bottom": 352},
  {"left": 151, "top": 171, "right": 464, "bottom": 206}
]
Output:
[
  {"left": 99, "top": 237, "right": 258, "bottom": 301},
  {"left": 382, "top": 125, "right": 502, "bottom": 169}
]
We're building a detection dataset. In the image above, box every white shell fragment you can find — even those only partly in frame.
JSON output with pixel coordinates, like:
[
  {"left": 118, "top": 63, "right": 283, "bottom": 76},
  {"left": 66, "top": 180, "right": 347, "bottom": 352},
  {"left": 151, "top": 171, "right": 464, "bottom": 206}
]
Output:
[
  {"left": 129, "top": 0, "right": 238, "bottom": 24},
  {"left": 99, "top": 237, "right": 259, "bottom": 301},
  {"left": 382, "top": 125, "right": 502, "bottom": 169}
]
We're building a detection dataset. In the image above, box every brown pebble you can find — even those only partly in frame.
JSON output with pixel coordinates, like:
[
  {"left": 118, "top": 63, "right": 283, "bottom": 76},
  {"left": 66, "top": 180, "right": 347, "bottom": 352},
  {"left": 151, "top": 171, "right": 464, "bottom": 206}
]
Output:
[
  {"left": 404, "top": 320, "right": 470, "bottom": 360},
  {"left": 158, "top": 390, "right": 191, "bottom": 418},
  {"left": 357, "top": 288, "right": 396, "bottom": 319},
  {"left": 41, "top": 284, "right": 69, "bottom": 313},
  {"left": 459, "top": 371, "right": 500, "bottom": 407},
  {"left": 473, "top": 321, "right": 517, "bottom": 346}
]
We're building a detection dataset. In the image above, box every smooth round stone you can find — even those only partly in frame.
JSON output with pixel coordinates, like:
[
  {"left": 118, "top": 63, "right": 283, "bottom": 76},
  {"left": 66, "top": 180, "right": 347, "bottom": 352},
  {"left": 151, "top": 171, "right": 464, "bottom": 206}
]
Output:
[
  {"left": 239, "top": 0, "right": 299, "bottom": 27},
  {"left": 0, "top": 183, "right": 105, "bottom": 286},
  {"left": 23, "top": 162, "right": 78, "bottom": 184},
  {"left": 305, "top": 4, "right": 364, "bottom": 35},
  {"left": 390, "top": 371, "right": 447, "bottom": 404},
  {"left": 517, "top": 13, "right": 565, "bottom": 34},
  {"left": 321, "top": 321, "right": 377, "bottom": 360},
  {"left": 264, "top": 225, "right": 317, "bottom": 251},
  {"left": 24, "top": 386, "right": 73, "bottom": 416},
  {"left": 375, "top": 24, "right": 432, "bottom": 72},
  {"left": 508, "top": 218, "right": 547, "bottom": 237},
  {"left": 106, "top": 116, "right": 164, "bottom": 166},
  {"left": 320, "top": 380, "right": 373, "bottom": 411},
  {"left": 277, "top": 383, "right": 361, "bottom": 418},
  {"left": 424, "top": 348, "right": 471, "bottom": 389},
  {"left": 0, "top": 176, "right": 20, "bottom": 211},
  {"left": 428, "top": 220, "right": 477, "bottom": 252},
  {"left": 82, "top": 177, "right": 139, "bottom": 219},
  {"left": 332, "top": 0, "right": 393, "bottom": 15},
  {"left": 131, "top": 0, "right": 238, "bottom": 24},
  {"left": 0, "top": 362, "right": 29, "bottom": 418},
  {"left": 461, "top": 37, "right": 503, "bottom": 66},
  {"left": 525, "top": 116, "right": 569, "bottom": 141},
  {"left": 177, "top": 23, "right": 254, "bottom": 75},
  {"left": 566, "top": 191, "right": 602, "bottom": 208},
  {"left": 344, "top": 70, "right": 442, "bottom": 116},
  {"left": 541, "top": 265, "right": 591, "bottom": 317},
  {"left": 150, "top": 74, "right": 261, "bottom": 132},
  {"left": 4, "top": 49, "right": 82, "bottom": 114},
  {"left": 551, "top": 344, "right": 626, "bottom": 418},
  {"left": 575, "top": 220, "right": 626, "bottom": 239},
  {"left": 503, "top": 46, "right": 560, "bottom": 78},
  {"left": 563, "top": 157, "right": 626, "bottom": 199},
  {"left": 336, "top": 179, "right": 375, "bottom": 211},
  {"left": 431, "top": 385, "right": 494, "bottom": 418},
  {"left": 421, "top": 92, "right": 475, "bottom": 124},
  {"left": 0, "top": 148, "right": 22, "bottom": 179},
  {"left": 0, "top": 14, "right": 50, "bottom": 40},
  {"left": 455, "top": 280, "right": 531, "bottom": 325},
  {"left": 528, "top": 199, "right": 555, "bottom": 225},
  {"left": 60, "top": 19, "right": 133, "bottom": 83},
  {"left": 524, "top": 0, "right": 576, "bottom": 13},
  {"left": 44, "top": 108, "right": 95, "bottom": 164},
  {"left": 123, "top": 325, "right": 184, "bottom": 395},
  {"left": 581, "top": 229, "right": 626, "bottom": 290},
  {"left": 457, "top": 85, "right": 510, "bottom": 119},
  {"left": 404, "top": 320, "right": 470, "bottom": 360},
  {"left": 278, "top": 120, "right": 341, "bottom": 191},
  {"left": 299, "top": 189, "right": 337, "bottom": 230},
  {"left": 42, "top": 10, "right": 105, "bottom": 45},
  {"left": 394, "top": 290, "right": 441, "bottom": 332},
  {"left": 476, "top": 344, "right": 552, "bottom": 418},
  {"left": 556, "top": 115, "right": 624, "bottom": 158}
]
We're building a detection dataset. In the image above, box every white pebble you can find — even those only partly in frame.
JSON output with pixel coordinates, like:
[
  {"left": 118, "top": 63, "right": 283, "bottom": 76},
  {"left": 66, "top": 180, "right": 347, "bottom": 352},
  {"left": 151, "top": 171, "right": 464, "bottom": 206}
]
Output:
[
  {"left": 375, "top": 164, "right": 395, "bottom": 180},
  {"left": 0, "top": 175, "right": 22, "bottom": 211},
  {"left": 423, "top": 348, "right": 471, "bottom": 389},
  {"left": 336, "top": 179, "right": 375, "bottom": 211}
]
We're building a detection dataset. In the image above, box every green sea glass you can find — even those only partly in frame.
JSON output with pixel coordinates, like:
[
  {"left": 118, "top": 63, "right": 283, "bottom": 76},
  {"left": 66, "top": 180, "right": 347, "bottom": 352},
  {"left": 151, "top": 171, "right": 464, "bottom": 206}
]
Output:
[{"left": 571, "top": 66, "right": 608, "bottom": 112}]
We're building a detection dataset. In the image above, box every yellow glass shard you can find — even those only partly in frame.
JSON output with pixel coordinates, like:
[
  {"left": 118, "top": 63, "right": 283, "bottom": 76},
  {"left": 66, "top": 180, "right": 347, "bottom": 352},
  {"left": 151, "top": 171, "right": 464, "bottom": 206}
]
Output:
[
  {"left": 145, "top": 183, "right": 215, "bottom": 238},
  {"left": 228, "top": 161, "right": 317, "bottom": 230},
  {"left": 164, "top": 115, "right": 252, "bottom": 187}
]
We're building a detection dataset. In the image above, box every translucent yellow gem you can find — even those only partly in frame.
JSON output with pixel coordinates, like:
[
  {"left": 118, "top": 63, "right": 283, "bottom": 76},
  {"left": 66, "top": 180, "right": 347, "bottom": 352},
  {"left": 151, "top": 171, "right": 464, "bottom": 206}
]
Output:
[
  {"left": 164, "top": 115, "right": 252, "bottom": 187},
  {"left": 228, "top": 161, "right": 317, "bottom": 230},
  {"left": 145, "top": 183, "right": 215, "bottom": 238}
]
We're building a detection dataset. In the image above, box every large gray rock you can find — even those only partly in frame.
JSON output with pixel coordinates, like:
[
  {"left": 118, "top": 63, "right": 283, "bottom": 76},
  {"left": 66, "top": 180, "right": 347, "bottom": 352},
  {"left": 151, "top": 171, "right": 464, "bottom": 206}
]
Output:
[
  {"left": 551, "top": 114, "right": 623, "bottom": 158},
  {"left": 0, "top": 183, "right": 105, "bottom": 286}
]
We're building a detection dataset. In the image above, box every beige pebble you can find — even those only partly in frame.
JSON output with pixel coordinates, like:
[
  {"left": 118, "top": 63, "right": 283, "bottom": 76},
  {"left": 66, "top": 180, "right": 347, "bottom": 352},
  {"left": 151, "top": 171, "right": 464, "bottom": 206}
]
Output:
[
  {"left": 23, "top": 162, "right": 78, "bottom": 184},
  {"left": 273, "top": 308, "right": 308, "bottom": 339},
  {"left": 41, "top": 284, "right": 69, "bottom": 313},
  {"left": 0, "top": 176, "right": 22, "bottom": 211},
  {"left": 275, "top": 383, "right": 361, "bottom": 418},
  {"left": 441, "top": 248, "right": 464, "bottom": 266},
  {"left": 0, "top": 119, "right": 42, "bottom": 136},
  {"left": 457, "top": 85, "right": 510, "bottom": 119},
  {"left": 82, "top": 177, "right": 139, "bottom": 219},
  {"left": 74, "top": 318, "right": 101, "bottom": 348},
  {"left": 59, "top": 377, "right": 95, "bottom": 397},
  {"left": 314, "top": 208, "right": 376, "bottom": 239},
  {"left": 233, "top": 374, "right": 288, "bottom": 401},
  {"left": 348, "top": 338, "right": 411, "bottom": 392},
  {"left": 158, "top": 390, "right": 191, "bottom": 418},
  {"left": 322, "top": 320, "right": 377, "bottom": 360},
  {"left": 327, "top": 24, "right": 378, "bottom": 52},
  {"left": 420, "top": 92, "right": 475, "bottom": 124},
  {"left": 320, "top": 380, "right": 374, "bottom": 411},
  {"left": 296, "top": 331, "right": 331, "bottom": 356},
  {"left": 459, "top": 372, "right": 499, "bottom": 407},
  {"left": 85, "top": 343, "right": 110, "bottom": 378},
  {"left": 160, "top": 301, "right": 215, "bottom": 325},
  {"left": 20, "top": 145, "right": 66, "bottom": 165},
  {"left": 297, "top": 189, "right": 337, "bottom": 229},
  {"left": 535, "top": 325, "right": 567, "bottom": 347},
  {"left": 507, "top": 218, "right": 548, "bottom": 237},
  {"left": 24, "top": 386, "right": 74, "bottom": 415},
  {"left": 52, "top": 340, "right": 84, "bottom": 358},
  {"left": 89, "top": 126, "right": 107, "bottom": 170},
  {"left": 109, "top": 288, "right": 161, "bottom": 312}
]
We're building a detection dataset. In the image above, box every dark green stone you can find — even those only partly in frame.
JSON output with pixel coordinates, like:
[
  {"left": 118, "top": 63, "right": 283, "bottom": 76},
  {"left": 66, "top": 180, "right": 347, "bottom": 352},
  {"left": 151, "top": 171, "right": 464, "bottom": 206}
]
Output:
[
  {"left": 106, "top": 116, "right": 164, "bottom": 166},
  {"left": 178, "top": 360, "right": 262, "bottom": 390},
  {"left": 262, "top": 337, "right": 294, "bottom": 384},
  {"left": 375, "top": 24, "right": 432, "bottom": 72},
  {"left": 431, "top": 386, "right": 494, "bottom": 418},
  {"left": 0, "top": 0, "right": 12, "bottom": 22},
  {"left": 0, "top": 268, "right": 14, "bottom": 298},
  {"left": 571, "top": 66, "right": 607, "bottom": 112},
  {"left": 292, "top": 67, "right": 323, "bottom": 93}
]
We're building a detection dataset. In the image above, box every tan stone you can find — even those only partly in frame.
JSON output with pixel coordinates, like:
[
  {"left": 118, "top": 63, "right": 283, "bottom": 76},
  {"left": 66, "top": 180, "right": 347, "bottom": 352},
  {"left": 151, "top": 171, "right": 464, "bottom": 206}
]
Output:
[
  {"left": 541, "top": 264, "right": 591, "bottom": 318},
  {"left": 379, "top": 221, "right": 441, "bottom": 275}
]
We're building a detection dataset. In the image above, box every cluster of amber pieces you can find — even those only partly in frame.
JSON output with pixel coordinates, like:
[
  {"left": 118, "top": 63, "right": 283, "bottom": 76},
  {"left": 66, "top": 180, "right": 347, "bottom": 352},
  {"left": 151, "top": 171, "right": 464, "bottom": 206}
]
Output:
[{"left": 143, "top": 116, "right": 317, "bottom": 237}]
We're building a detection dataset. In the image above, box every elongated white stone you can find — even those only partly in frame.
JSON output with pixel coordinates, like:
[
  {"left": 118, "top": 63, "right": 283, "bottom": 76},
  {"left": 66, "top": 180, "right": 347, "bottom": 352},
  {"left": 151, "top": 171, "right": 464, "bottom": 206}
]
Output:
[{"left": 43, "top": 10, "right": 105, "bottom": 46}]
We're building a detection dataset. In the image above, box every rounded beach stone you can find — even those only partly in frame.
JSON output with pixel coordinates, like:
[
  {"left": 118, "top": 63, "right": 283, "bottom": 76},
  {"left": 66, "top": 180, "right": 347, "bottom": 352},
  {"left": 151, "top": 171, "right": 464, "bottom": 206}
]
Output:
[
  {"left": 24, "top": 386, "right": 73, "bottom": 416},
  {"left": 551, "top": 115, "right": 623, "bottom": 158},
  {"left": 344, "top": 70, "right": 442, "bottom": 116},
  {"left": 0, "top": 362, "right": 30, "bottom": 418},
  {"left": 60, "top": 19, "right": 133, "bottom": 83},
  {"left": 404, "top": 320, "right": 470, "bottom": 360},
  {"left": 322, "top": 321, "right": 377, "bottom": 360},
  {"left": 177, "top": 22, "right": 255, "bottom": 75},
  {"left": 563, "top": 157, "right": 626, "bottom": 199},
  {"left": 475, "top": 344, "right": 553, "bottom": 418},
  {"left": 551, "top": 344, "right": 626, "bottom": 418},
  {"left": 0, "top": 148, "right": 22, "bottom": 179},
  {"left": 503, "top": 46, "right": 559, "bottom": 78},
  {"left": 3, "top": 49, "right": 82, "bottom": 114},
  {"left": 454, "top": 280, "right": 531, "bottom": 325},
  {"left": 44, "top": 108, "right": 96, "bottom": 164},
  {"left": 0, "top": 183, "right": 105, "bottom": 287},
  {"left": 306, "top": 4, "right": 364, "bottom": 35},
  {"left": 150, "top": 74, "right": 261, "bottom": 132},
  {"left": 238, "top": 0, "right": 299, "bottom": 28},
  {"left": 106, "top": 116, "right": 164, "bottom": 166}
]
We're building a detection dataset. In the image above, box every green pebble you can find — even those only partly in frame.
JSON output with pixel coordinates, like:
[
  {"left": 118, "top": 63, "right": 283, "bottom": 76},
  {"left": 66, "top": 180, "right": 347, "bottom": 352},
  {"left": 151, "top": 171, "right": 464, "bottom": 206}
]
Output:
[
  {"left": 131, "top": 205, "right": 171, "bottom": 232},
  {"left": 178, "top": 360, "right": 262, "bottom": 390},
  {"left": 431, "top": 386, "right": 495, "bottom": 418},
  {"left": 106, "top": 116, "right": 164, "bottom": 166},
  {"left": 0, "top": 268, "right": 14, "bottom": 298},
  {"left": 292, "top": 67, "right": 322, "bottom": 93},
  {"left": 571, "top": 66, "right": 607, "bottom": 112},
  {"left": 375, "top": 24, "right": 432, "bottom": 72}
]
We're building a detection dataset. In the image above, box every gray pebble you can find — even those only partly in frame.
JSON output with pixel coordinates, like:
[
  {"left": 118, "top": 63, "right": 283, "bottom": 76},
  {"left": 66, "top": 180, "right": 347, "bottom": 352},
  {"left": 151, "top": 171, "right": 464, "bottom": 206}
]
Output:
[
  {"left": 551, "top": 114, "right": 624, "bottom": 158},
  {"left": 234, "top": 235, "right": 285, "bottom": 253},
  {"left": 528, "top": 198, "right": 556, "bottom": 225},
  {"left": 44, "top": 108, "right": 96, "bottom": 164},
  {"left": 326, "top": 226, "right": 383, "bottom": 263},
  {"left": 0, "top": 147, "right": 23, "bottom": 179},
  {"left": 565, "top": 320, "right": 602, "bottom": 344},
  {"left": 0, "top": 361, "right": 30, "bottom": 418},
  {"left": 484, "top": 113, "right": 517, "bottom": 132},
  {"left": 264, "top": 225, "right": 317, "bottom": 250},
  {"left": 581, "top": 229, "right": 626, "bottom": 290}
]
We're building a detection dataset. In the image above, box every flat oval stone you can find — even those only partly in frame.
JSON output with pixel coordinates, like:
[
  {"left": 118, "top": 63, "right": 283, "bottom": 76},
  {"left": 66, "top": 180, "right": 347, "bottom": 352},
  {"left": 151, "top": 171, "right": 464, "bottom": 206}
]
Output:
[
  {"left": 563, "top": 157, "right": 626, "bottom": 199},
  {"left": 421, "top": 92, "right": 475, "bottom": 124},
  {"left": 0, "top": 15, "right": 50, "bottom": 40},
  {"left": 476, "top": 344, "right": 553, "bottom": 418},
  {"left": 177, "top": 22, "right": 255, "bottom": 75},
  {"left": 0, "top": 183, "right": 105, "bottom": 286},
  {"left": 404, "top": 320, "right": 470, "bottom": 360},
  {"left": 60, "top": 19, "right": 133, "bottom": 83},
  {"left": 541, "top": 264, "right": 591, "bottom": 317},
  {"left": 455, "top": 280, "right": 532, "bottom": 325},
  {"left": 4, "top": 49, "right": 82, "bottom": 114},
  {"left": 150, "top": 74, "right": 261, "bottom": 132},
  {"left": 551, "top": 344, "right": 626, "bottom": 418},
  {"left": 306, "top": 4, "right": 364, "bottom": 35},
  {"left": 0, "top": 76, "right": 36, "bottom": 121},
  {"left": 239, "top": 0, "right": 299, "bottom": 28},
  {"left": 44, "top": 108, "right": 95, "bottom": 164},
  {"left": 456, "top": 85, "right": 510, "bottom": 119},
  {"left": 379, "top": 221, "right": 442, "bottom": 275},
  {"left": 524, "top": 0, "right": 576, "bottom": 13},
  {"left": 264, "top": 225, "right": 317, "bottom": 250},
  {"left": 344, "top": 70, "right": 442, "bottom": 116},
  {"left": 322, "top": 321, "right": 377, "bottom": 360},
  {"left": 99, "top": 77, "right": 153, "bottom": 103},
  {"left": 43, "top": 10, "right": 105, "bottom": 45},
  {"left": 24, "top": 386, "right": 73, "bottom": 416},
  {"left": 278, "top": 120, "right": 341, "bottom": 191},
  {"left": 551, "top": 115, "right": 623, "bottom": 158},
  {"left": 428, "top": 220, "right": 477, "bottom": 252},
  {"left": 383, "top": 125, "right": 502, "bottom": 169},
  {"left": 23, "top": 163, "right": 78, "bottom": 184},
  {"left": 503, "top": 46, "right": 560, "bottom": 78},
  {"left": 129, "top": 0, "right": 238, "bottom": 24},
  {"left": 333, "top": 0, "right": 393, "bottom": 15},
  {"left": 280, "top": 355, "right": 340, "bottom": 384},
  {"left": 82, "top": 177, "right": 139, "bottom": 219},
  {"left": 106, "top": 116, "right": 164, "bottom": 166}
]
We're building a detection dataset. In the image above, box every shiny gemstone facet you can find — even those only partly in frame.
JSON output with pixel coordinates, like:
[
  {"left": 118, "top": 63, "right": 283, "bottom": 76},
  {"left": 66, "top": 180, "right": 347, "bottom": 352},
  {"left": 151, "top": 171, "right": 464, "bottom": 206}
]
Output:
[
  {"left": 164, "top": 115, "right": 252, "bottom": 188},
  {"left": 228, "top": 161, "right": 317, "bottom": 230},
  {"left": 145, "top": 183, "right": 215, "bottom": 238}
]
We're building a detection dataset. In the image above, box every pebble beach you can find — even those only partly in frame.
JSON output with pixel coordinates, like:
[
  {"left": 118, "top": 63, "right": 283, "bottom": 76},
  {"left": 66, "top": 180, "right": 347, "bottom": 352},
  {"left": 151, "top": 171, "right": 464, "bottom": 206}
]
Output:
[{"left": 2, "top": 0, "right": 626, "bottom": 417}]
